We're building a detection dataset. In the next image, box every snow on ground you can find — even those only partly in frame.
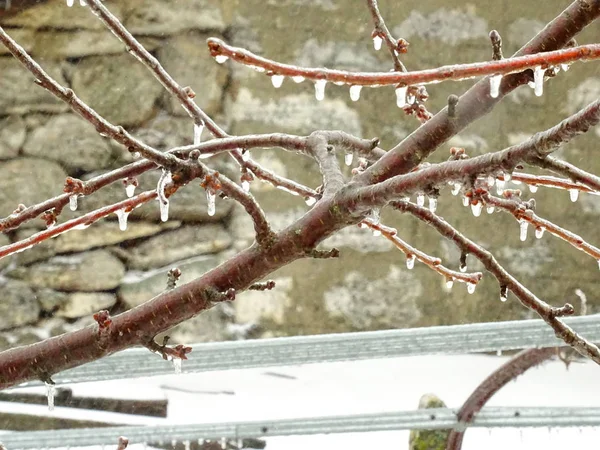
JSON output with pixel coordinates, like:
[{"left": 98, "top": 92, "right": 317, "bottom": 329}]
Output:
[{"left": 2, "top": 353, "right": 599, "bottom": 449}]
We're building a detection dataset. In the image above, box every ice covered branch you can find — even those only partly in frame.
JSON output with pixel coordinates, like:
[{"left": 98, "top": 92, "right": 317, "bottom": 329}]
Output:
[{"left": 366, "top": 0, "right": 409, "bottom": 72}]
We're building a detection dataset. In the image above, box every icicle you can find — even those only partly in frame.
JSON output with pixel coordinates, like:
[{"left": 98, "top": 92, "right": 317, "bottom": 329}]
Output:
[
  {"left": 406, "top": 254, "right": 416, "bottom": 270},
  {"left": 471, "top": 202, "right": 483, "bottom": 217},
  {"left": 428, "top": 197, "right": 437, "bottom": 213},
  {"left": 451, "top": 183, "right": 462, "bottom": 196},
  {"left": 445, "top": 278, "right": 454, "bottom": 290},
  {"left": 569, "top": 189, "right": 579, "bottom": 202},
  {"left": 184, "top": 441, "right": 191, "bottom": 450},
  {"left": 372, "top": 35, "right": 383, "bottom": 51},
  {"left": 496, "top": 350, "right": 503, "bottom": 356},
  {"left": 194, "top": 122, "right": 204, "bottom": 146},
  {"left": 462, "top": 195, "right": 469, "bottom": 207},
  {"left": 486, "top": 175, "right": 496, "bottom": 187},
  {"left": 314, "top": 79, "right": 327, "bottom": 101},
  {"left": 220, "top": 437, "right": 227, "bottom": 449},
  {"left": 271, "top": 74, "right": 284, "bottom": 88},
  {"left": 359, "top": 222, "right": 368, "bottom": 229},
  {"left": 171, "top": 440, "right": 177, "bottom": 448},
  {"left": 241, "top": 180, "right": 250, "bottom": 192},
  {"left": 344, "top": 152, "right": 354, "bottom": 166},
  {"left": 132, "top": 151, "right": 141, "bottom": 159},
  {"left": 215, "top": 54, "right": 229, "bottom": 64},
  {"left": 528, "top": 184, "right": 538, "bottom": 193},
  {"left": 533, "top": 66, "right": 544, "bottom": 97},
  {"left": 242, "top": 149, "right": 251, "bottom": 162},
  {"left": 207, "top": 190, "right": 216, "bottom": 217},
  {"left": 489, "top": 74, "right": 502, "bottom": 98},
  {"left": 79, "top": 0, "right": 86, "bottom": 5},
  {"left": 69, "top": 194, "right": 78, "bottom": 211},
  {"left": 406, "top": 93, "right": 416, "bottom": 104},
  {"left": 519, "top": 220, "right": 528, "bottom": 241},
  {"left": 500, "top": 285, "right": 508, "bottom": 302},
  {"left": 45, "top": 382, "right": 56, "bottom": 411},
  {"left": 372, "top": 228, "right": 382, "bottom": 237},
  {"left": 305, "top": 197, "right": 316, "bottom": 206},
  {"left": 125, "top": 183, "right": 136, "bottom": 198},
  {"left": 349, "top": 85, "right": 362, "bottom": 102},
  {"left": 460, "top": 263, "right": 467, "bottom": 273},
  {"left": 66, "top": 0, "right": 74, "bottom": 6},
  {"left": 597, "top": 259, "right": 600, "bottom": 271},
  {"left": 467, "top": 282, "right": 476, "bottom": 294},
  {"left": 157, "top": 169, "right": 172, "bottom": 223},
  {"left": 172, "top": 358, "right": 182, "bottom": 374},
  {"left": 486, "top": 206, "right": 495, "bottom": 214},
  {"left": 560, "top": 63, "right": 570, "bottom": 72},
  {"left": 416, "top": 193, "right": 425, "bottom": 207},
  {"left": 115, "top": 209, "right": 130, "bottom": 231},
  {"left": 395, "top": 86, "right": 407, "bottom": 108},
  {"left": 535, "top": 226, "right": 545, "bottom": 239},
  {"left": 496, "top": 179, "right": 505, "bottom": 195},
  {"left": 292, "top": 76, "right": 305, "bottom": 83}
]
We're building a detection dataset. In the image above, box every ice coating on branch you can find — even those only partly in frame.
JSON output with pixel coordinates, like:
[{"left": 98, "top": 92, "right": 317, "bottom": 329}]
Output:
[
  {"left": 115, "top": 209, "right": 130, "bottom": 231},
  {"left": 519, "top": 220, "right": 528, "bottom": 241},
  {"left": 215, "top": 54, "right": 229, "bottom": 64},
  {"left": 207, "top": 190, "right": 216, "bottom": 217},
  {"left": 395, "top": 86, "right": 407, "bottom": 108},
  {"left": 305, "top": 196, "right": 316, "bottom": 206},
  {"left": 533, "top": 66, "right": 544, "bottom": 97},
  {"left": 569, "top": 189, "right": 579, "bottom": 202},
  {"left": 529, "top": 184, "right": 538, "bottom": 193},
  {"left": 535, "top": 226, "right": 545, "bottom": 239},
  {"left": 467, "top": 282, "right": 476, "bottom": 294},
  {"left": 471, "top": 202, "right": 482, "bottom": 217},
  {"left": 271, "top": 75, "right": 284, "bottom": 88},
  {"left": 125, "top": 183, "right": 136, "bottom": 198},
  {"left": 314, "top": 79, "right": 327, "bottom": 101},
  {"left": 45, "top": 382, "right": 56, "bottom": 411},
  {"left": 157, "top": 169, "right": 172, "bottom": 222},
  {"left": 292, "top": 76, "right": 305, "bottom": 83},
  {"left": 416, "top": 193, "right": 425, "bottom": 207},
  {"left": 406, "top": 254, "right": 416, "bottom": 270},
  {"left": 193, "top": 122, "right": 204, "bottom": 146},
  {"left": 428, "top": 197, "right": 437, "bottom": 213},
  {"left": 489, "top": 75, "right": 502, "bottom": 98},
  {"left": 69, "top": 194, "right": 78, "bottom": 211},
  {"left": 345, "top": 152, "right": 353, "bottom": 166},
  {"left": 349, "top": 85, "right": 362, "bottom": 102},
  {"left": 373, "top": 35, "right": 383, "bottom": 51},
  {"left": 172, "top": 358, "right": 182, "bottom": 374}
]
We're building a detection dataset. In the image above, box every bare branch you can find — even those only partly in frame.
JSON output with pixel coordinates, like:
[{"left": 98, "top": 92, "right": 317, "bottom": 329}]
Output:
[
  {"left": 530, "top": 155, "right": 600, "bottom": 192},
  {"left": 366, "top": 0, "right": 408, "bottom": 72}
]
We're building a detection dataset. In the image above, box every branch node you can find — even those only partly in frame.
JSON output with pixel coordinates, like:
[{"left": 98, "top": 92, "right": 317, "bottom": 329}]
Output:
[
  {"left": 550, "top": 303, "right": 575, "bottom": 318},
  {"left": 145, "top": 335, "right": 193, "bottom": 361},
  {"left": 489, "top": 30, "right": 503, "bottom": 60},
  {"left": 447, "top": 94, "right": 459, "bottom": 118},
  {"left": 249, "top": 280, "right": 277, "bottom": 291},
  {"left": 309, "top": 248, "right": 340, "bottom": 259},
  {"left": 93, "top": 310, "right": 112, "bottom": 332},
  {"left": 166, "top": 267, "right": 182, "bottom": 290}
]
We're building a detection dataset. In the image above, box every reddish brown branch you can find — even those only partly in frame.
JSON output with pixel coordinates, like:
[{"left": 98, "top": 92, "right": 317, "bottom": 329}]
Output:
[
  {"left": 446, "top": 347, "right": 557, "bottom": 450},
  {"left": 366, "top": 0, "right": 408, "bottom": 72},
  {"left": 531, "top": 155, "right": 600, "bottom": 192}
]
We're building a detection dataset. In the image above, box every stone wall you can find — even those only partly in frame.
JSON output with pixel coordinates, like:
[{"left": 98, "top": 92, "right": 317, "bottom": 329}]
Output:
[{"left": 0, "top": 0, "right": 599, "bottom": 349}]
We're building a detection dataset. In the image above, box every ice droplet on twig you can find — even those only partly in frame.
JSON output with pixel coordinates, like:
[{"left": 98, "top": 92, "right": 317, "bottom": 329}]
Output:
[
  {"left": 157, "top": 169, "right": 172, "bottom": 222},
  {"left": 292, "top": 76, "right": 305, "bottom": 83},
  {"left": 500, "top": 285, "right": 508, "bottom": 302},
  {"left": 215, "top": 54, "right": 229, "bottom": 64},
  {"left": 271, "top": 74, "right": 284, "bottom": 88},
  {"left": 241, "top": 180, "right": 250, "bottom": 192},
  {"left": 66, "top": 0, "right": 74, "bottom": 6},
  {"left": 79, "top": 0, "right": 86, "bottom": 6},
  {"left": 373, "top": 35, "right": 383, "bottom": 51},
  {"left": 314, "top": 79, "right": 327, "bottom": 101},
  {"left": 207, "top": 190, "right": 216, "bottom": 217},
  {"left": 115, "top": 209, "right": 130, "bottom": 231},
  {"left": 451, "top": 183, "right": 462, "bottom": 196},
  {"left": 125, "top": 183, "right": 136, "bottom": 198},
  {"left": 533, "top": 66, "right": 544, "bottom": 97},
  {"left": 503, "top": 172, "right": 512, "bottom": 183},
  {"left": 45, "top": 382, "right": 56, "bottom": 411},
  {"left": 69, "top": 194, "right": 78, "bottom": 211},
  {"left": 471, "top": 202, "right": 483, "bottom": 217},
  {"left": 569, "top": 189, "right": 579, "bottom": 202},
  {"left": 462, "top": 195, "right": 469, "bottom": 207},
  {"left": 372, "top": 228, "right": 382, "bottom": 237},
  {"left": 486, "top": 206, "right": 495, "bottom": 214},
  {"left": 460, "top": 262, "right": 467, "bottom": 273},
  {"left": 496, "top": 179, "right": 505, "bottom": 195},
  {"left": 428, "top": 197, "right": 437, "bottom": 213},
  {"left": 184, "top": 441, "right": 191, "bottom": 450},
  {"left": 445, "top": 278, "right": 454, "bottom": 290},
  {"left": 489, "top": 74, "right": 502, "bottom": 98},
  {"left": 486, "top": 175, "right": 496, "bottom": 187},
  {"left": 241, "top": 149, "right": 251, "bottom": 162},
  {"left": 305, "top": 196, "right": 316, "bottom": 206},
  {"left": 519, "top": 220, "right": 528, "bottom": 241},
  {"left": 344, "top": 152, "right": 353, "bottom": 166},
  {"left": 535, "top": 226, "right": 545, "bottom": 239},
  {"left": 349, "top": 85, "right": 362, "bottom": 102},
  {"left": 172, "top": 358, "right": 182, "bottom": 374},
  {"left": 560, "top": 63, "right": 570, "bottom": 72},
  {"left": 406, "top": 254, "right": 416, "bottom": 270},
  {"left": 220, "top": 437, "right": 227, "bottom": 450},
  {"left": 193, "top": 122, "right": 204, "bottom": 146},
  {"left": 467, "top": 282, "right": 476, "bottom": 294},
  {"left": 529, "top": 184, "right": 538, "bottom": 193},
  {"left": 395, "top": 86, "right": 407, "bottom": 108},
  {"left": 416, "top": 193, "right": 425, "bottom": 207}
]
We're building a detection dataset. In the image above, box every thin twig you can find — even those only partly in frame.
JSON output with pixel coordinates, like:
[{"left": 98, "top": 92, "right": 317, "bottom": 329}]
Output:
[{"left": 366, "top": 0, "right": 407, "bottom": 72}]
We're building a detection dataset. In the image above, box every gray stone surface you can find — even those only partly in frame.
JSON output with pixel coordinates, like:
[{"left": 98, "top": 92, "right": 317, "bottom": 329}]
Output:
[
  {"left": 0, "top": 279, "right": 40, "bottom": 330},
  {"left": 70, "top": 53, "right": 164, "bottom": 127},
  {"left": 0, "top": 115, "right": 26, "bottom": 160},
  {"left": 118, "top": 254, "right": 219, "bottom": 308},
  {"left": 55, "top": 292, "right": 117, "bottom": 319},
  {"left": 126, "top": 224, "right": 232, "bottom": 270},
  {"left": 234, "top": 277, "right": 294, "bottom": 326},
  {"left": 0, "top": 158, "right": 67, "bottom": 218},
  {"left": 7, "top": 250, "right": 125, "bottom": 292},
  {"left": 0, "top": 233, "right": 13, "bottom": 272},
  {"left": 157, "top": 305, "right": 231, "bottom": 344},
  {"left": 23, "top": 114, "right": 114, "bottom": 173}
]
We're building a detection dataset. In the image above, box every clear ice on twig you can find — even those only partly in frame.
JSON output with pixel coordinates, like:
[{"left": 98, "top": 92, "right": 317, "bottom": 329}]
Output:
[
  {"left": 428, "top": 197, "right": 437, "bottom": 213},
  {"left": 372, "top": 35, "right": 383, "bottom": 51},
  {"left": 406, "top": 254, "right": 416, "bottom": 270},
  {"left": 69, "top": 194, "right": 78, "bottom": 211},
  {"left": 395, "top": 86, "right": 407, "bottom": 108},
  {"left": 271, "top": 74, "right": 284, "bottom": 88},
  {"left": 305, "top": 197, "right": 316, "bottom": 206},
  {"left": 157, "top": 169, "right": 172, "bottom": 222},
  {"left": 519, "top": 220, "right": 528, "bottom": 242},
  {"left": 314, "top": 79, "right": 327, "bottom": 101},
  {"left": 445, "top": 279, "right": 454, "bottom": 290},
  {"left": 172, "top": 358, "right": 182, "bottom": 374},
  {"left": 416, "top": 193, "right": 425, "bottom": 207},
  {"left": 345, "top": 152, "right": 353, "bottom": 166},
  {"left": 462, "top": 195, "right": 469, "bottom": 207},
  {"left": 533, "top": 66, "right": 544, "bottom": 97},
  {"left": 486, "top": 206, "right": 495, "bottom": 214},
  {"left": 349, "top": 85, "right": 362, "bottom": 102},
  {"left": 489, "top": 75, "right": 502, "bottom": 98},
  {"left": 241, "top": 180, "right": 250, "bottom": 192},
  {"left": 207, "top": 190, "right": 216, "bottom": 217},
  {"left": 451, "top": 183, "right": 462, "bottom": 196},
  {"left": 496, "top": 179, "right": 505, "bottom": 195},
  {"left": 66, "top": 0, "right": 74, "bottom": 6},
  {"left": 215, "top": 55, "right": 229, "bottom": 64},
  {"left": 194, "top": 122, "right": 204, "bottom": 146},
  {"left": 467, "top": 282, "right": 476, "bottom": 294},
  {"left": 115, "top": 209, "right": 130, "bottom": 231},
  {"left": 529, "top": 184, "right": 538, "bottom": 193},
  {"left": 569, "top": 189, "right": 579, "bottom": 202},
  {"left": 292, "top": 76, "right": 305, "bottom": 83},
  {"left": 535, "top": 226, "right": 545, "bottom": 239},
  {"left": 125, "top": 183, "right": 136, "bottom": 198},
  {"left": 242, "top": 149, "right": 251, "bottom": 162},
  {"left": 471, "top": 202, "right": 483, "bottom": 217},
  {"left": 45, "top": 382, "right": 56, "bottom": 411}
]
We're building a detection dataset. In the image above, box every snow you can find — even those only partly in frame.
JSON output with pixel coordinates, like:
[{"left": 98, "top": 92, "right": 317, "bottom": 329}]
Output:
[{"left": 2, "top": 354, "right": 599, "bottom": 449}]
